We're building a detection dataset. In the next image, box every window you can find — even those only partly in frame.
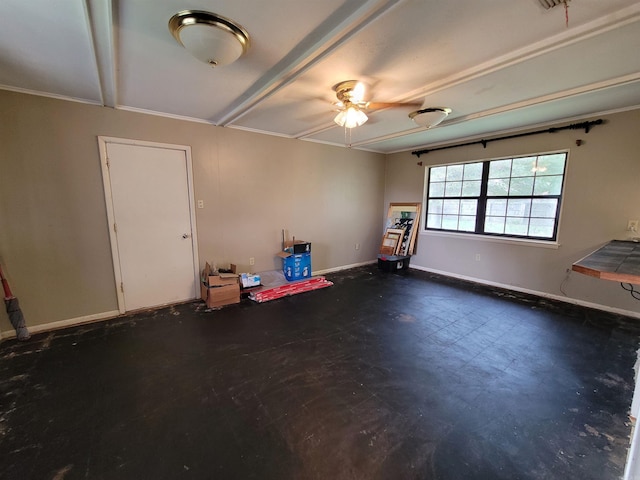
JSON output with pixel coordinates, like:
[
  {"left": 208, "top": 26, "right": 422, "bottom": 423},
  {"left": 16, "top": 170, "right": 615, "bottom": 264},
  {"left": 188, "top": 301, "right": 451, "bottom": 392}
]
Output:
[{"left": 424, "top": 152, "right": 567, "bottom": 241}]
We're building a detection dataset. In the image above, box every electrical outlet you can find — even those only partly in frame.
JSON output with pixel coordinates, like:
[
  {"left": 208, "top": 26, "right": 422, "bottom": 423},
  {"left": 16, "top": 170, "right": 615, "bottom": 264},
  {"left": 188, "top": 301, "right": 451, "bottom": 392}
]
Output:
[
  {"left": 355, "top": 243, "right": 360, "bottom": 250},
  {"left": 197, "top": 200, "right": 204, "bottom": 209},
  {"left": 475, "top": 254, "right": 481, "bottom": 261},
  {"left": 249, "top": 257, "right": 255, "bottom": 266},
  {"left": 628, "top": 220, "right": 639, "bottom": 232}
]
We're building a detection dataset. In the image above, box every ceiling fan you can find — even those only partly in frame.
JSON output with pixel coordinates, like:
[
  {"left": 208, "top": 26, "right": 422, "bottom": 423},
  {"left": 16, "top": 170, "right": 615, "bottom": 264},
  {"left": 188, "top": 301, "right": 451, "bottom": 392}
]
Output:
[{"left": 331, "top": 80, "right": 451, "bottom": 129}]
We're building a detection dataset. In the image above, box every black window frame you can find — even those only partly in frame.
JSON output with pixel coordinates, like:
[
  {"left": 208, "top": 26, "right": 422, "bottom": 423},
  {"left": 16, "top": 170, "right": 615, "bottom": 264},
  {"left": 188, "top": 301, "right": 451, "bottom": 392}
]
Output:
[{"left": 423, "top": 151, "right": 568, "bottom": 242}]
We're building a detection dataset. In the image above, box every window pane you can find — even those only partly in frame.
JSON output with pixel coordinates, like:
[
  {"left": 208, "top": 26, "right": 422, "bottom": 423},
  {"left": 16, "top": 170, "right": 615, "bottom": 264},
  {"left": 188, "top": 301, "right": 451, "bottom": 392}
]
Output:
[
  {"left": 442, "top": 200, "right": 460, "bottom": 215},
  {"left": 505, "top": 217, "right": 529, "bottom": 235},
  {"left": 507, "top": 199, "right": 531, "bottom": 217},
  {"left": 485, "top": 216, "right": 505, "bottom": 234},
  {"left": 534, "top": 175, "right": 563, "bottom": 195},
  {"left": 463, "top": 162, "right": 483, "bottom": 180},
  {"left": 427, "top": 214, "right": 442, "bottom": 229},
  {"left": 445, "top": 181, "right": 462, "bottom": 197},
  {"left": 486, "top": 199, "right": 507, "bottom": 216},
  {"left": 460, "top": 199, "right": 477, "bottom": 216},
  {"left": 462, "top": 180, "right": 481, "bottom": 196},
  {"left": 430, "top": 166, "right": 447, "bottom": 182},
  {"left": 459, "top": 216, "right": 476, "bottom": 232},
  {"left": 531, "top": 199, "right": 558, "bottom": 218},
  {"left": 442, "top": 215, "right": 459, "bottom": 230},
  {"left": 425, "top": 152, "right": 565, "bottom": 241},
  {"left": 536, "top": 154, "right": 565, "bottom": 175},
  {"left": 509, "top": 177, "right": 534, "bottom": 196},
  {"left": 429, "top": 182, "right": 445, "bottom": 197},
  {"left": 446, "top": 165, "right": 464, "bottom": 181},
  {"left": 512, "top": 157, "right": 536, "bottom": 177},
  {"left": 488, "top": 178, "right": 509, "bottom": 196},
  {"left": 529, "top": 218, "right": 555, "bottom": 238},
  {"left": 489, "top": 159, "right": 511, "bottom": 178},
  {"left": 428, "top": 199, "right": 443, "bottom": 214}
]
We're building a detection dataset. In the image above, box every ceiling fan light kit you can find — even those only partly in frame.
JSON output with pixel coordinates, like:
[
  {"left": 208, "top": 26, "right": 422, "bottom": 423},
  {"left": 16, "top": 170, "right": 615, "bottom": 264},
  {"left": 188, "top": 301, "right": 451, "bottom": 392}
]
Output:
[
  {"left": 332, "top": 79, "right": 424, "bottom": 130},
  {"left": 332, "top": 80, "right": 370, "bottom": 128},
  {"left": 333, "top": 80, "right": 367, "bottom": 104},
  {"left": 409, "top": 107, "right": 451, "bottom": 129},
  {"left": 334, "top": 106, "right": 368, "bottom": 129},
  {"left": 169, "top": 10, "right": 250, "bottom": 67}
]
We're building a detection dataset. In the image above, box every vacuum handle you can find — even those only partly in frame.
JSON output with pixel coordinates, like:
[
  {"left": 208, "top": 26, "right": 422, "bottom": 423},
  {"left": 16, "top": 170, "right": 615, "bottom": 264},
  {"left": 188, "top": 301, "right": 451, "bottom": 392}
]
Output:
[{"left": 0, "top": 264, "right": 15, "bottom": 299}]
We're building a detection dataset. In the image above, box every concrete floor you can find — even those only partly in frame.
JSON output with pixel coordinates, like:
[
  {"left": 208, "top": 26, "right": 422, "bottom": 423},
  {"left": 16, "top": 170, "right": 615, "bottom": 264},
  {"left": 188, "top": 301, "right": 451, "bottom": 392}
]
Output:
[{"left": 1, "top": 265, "right": 639, "bottom": 479}]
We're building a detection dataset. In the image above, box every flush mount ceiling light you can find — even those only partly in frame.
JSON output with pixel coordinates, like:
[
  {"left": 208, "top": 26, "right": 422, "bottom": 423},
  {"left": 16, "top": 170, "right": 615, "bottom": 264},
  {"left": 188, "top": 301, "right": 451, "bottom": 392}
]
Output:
[
  {"left": 169, "top": 10, "right": 250, "bottom": 67},
  {"left": 409, "top": 107, "right": 451, "bottom": 128}
]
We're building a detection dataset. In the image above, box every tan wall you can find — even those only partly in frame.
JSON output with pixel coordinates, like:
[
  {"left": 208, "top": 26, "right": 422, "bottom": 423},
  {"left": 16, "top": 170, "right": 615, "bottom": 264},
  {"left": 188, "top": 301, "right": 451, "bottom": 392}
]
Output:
[
  {"left": 0, "top": 90, "right": 385, "bottom": 332},
  {"left": 384, "top": 109, "right": 640, "bottom": 315}
]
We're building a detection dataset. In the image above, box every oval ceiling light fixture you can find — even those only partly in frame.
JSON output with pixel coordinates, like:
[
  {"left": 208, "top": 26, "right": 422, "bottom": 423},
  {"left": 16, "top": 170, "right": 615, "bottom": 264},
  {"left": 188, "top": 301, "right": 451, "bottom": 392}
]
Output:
[
  {"left": 169, "top": 10, "right": 250, "bottom": 67},
  {"left": 409, "top": 107, "right": 452, "bottom": 128}
]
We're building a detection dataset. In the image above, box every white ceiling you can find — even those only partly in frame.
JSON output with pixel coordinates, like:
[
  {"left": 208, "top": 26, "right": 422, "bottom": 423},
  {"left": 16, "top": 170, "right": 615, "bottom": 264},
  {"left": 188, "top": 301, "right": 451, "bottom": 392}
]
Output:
[{"left": 1, "top": 0, "right": 639, "bottom": 153}]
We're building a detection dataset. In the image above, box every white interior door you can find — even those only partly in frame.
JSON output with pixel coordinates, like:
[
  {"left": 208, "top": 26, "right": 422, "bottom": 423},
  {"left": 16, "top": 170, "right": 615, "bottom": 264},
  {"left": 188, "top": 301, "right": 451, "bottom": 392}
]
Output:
[{"left": 100, "top": 138, "right": 199, "bottom": 312}]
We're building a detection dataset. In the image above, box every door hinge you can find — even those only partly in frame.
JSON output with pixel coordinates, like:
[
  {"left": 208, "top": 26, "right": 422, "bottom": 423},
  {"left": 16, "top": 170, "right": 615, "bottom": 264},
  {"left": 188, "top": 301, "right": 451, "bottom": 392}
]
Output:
[
  {"left": 120, "top": 282, "right": 124, "bottom": 293},
  {"left": 113, "top": 223, "right": 117, "bottom": 233},
  {"left": 106, "top": 159, "right": 110, "bottom": 169}
]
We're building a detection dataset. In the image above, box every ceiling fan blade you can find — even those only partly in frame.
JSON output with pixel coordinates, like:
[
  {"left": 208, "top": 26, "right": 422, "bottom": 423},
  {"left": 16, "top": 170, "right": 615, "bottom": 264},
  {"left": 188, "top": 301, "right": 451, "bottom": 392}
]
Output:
[{"left": 366, "top": 102, "right": 423, "bottom": 110}]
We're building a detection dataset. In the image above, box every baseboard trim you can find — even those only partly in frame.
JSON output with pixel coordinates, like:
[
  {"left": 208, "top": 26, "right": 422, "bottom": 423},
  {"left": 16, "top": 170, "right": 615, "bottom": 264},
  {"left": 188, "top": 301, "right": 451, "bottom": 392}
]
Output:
[
  {"left": 410, "top": 264, "right": 640, "bottom": 320},
  {"left": 0, "top": 263, "right": 382, "bottom": 340},
  {"left": 313, "top": 260, "right": 377, "bottom": 276},
  {"left": 0, "top": 310, "right": 121, "bottom": 341},
  {"left": 3, "top": 261, "right": 635, "bottom": 339}
]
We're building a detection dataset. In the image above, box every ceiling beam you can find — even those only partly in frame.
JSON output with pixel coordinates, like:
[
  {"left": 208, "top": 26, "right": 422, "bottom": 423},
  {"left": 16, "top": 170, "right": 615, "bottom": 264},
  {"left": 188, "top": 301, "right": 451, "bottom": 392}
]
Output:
[
  {"left": 215, "top": 0, "right": 403, "bottom": 126},
  {"left": 85, "top": 0, "right": 117, "bottom": 108},
  {"left": 399, "top": 3, "right": 640, "bottom": 106}
]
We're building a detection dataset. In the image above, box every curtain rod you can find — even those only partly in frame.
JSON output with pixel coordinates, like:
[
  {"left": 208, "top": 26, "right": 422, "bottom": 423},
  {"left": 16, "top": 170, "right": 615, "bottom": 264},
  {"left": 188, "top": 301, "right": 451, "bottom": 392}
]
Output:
[{"left": 411, "top": 119, "right": 603, "bottom": 158}]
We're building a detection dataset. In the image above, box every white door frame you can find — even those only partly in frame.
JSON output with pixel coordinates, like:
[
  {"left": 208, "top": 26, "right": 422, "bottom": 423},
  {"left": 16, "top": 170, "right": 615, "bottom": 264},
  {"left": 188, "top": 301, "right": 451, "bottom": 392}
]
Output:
[{"left": 97, "top": 136, "right": 200, "bottom": 314}]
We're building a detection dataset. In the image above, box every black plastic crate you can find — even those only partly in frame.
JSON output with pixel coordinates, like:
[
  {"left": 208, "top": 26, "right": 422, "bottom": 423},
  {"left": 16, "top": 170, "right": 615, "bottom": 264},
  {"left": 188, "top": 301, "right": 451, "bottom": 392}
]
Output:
[{"left": 377, "top": 254, "right": 410, "bottom": 272}]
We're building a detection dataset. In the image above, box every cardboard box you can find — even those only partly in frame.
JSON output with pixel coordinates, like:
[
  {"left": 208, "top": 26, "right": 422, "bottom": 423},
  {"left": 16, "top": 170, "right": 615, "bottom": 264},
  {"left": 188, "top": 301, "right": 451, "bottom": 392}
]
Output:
[
  {"left": 201, "top": 263, "right": 240, "bottom": 308},
  {"left": 201, "top": 282, "right": 240, "bottom": 308},
  {"left": 283, "top": 253, "right": 311, "bottom": 281},
  {"left": 240, "top": 273, "right": 261, "bottom": 288},
  {"left": 283, "top": 240, "right": 311, "bottom": 255}
]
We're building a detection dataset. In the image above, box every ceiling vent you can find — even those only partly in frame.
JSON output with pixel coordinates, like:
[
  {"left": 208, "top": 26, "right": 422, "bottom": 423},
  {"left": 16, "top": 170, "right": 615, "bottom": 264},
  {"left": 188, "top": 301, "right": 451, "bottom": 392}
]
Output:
[{"left": 539, "top": 0, "right": 569, "bottom": 9}]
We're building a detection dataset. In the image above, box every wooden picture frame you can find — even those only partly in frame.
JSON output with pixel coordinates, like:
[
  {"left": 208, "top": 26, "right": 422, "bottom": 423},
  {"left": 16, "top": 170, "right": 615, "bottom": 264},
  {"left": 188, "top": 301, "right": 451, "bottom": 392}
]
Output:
[
  {"left": 380, "top": 229, "right": 403, "bottom": 255},
  {"left": 384, "top": 228, "right": 406, "bottom": 255},
  {"left": 385, "top": 203, "right": 421, "bottom": 256}
]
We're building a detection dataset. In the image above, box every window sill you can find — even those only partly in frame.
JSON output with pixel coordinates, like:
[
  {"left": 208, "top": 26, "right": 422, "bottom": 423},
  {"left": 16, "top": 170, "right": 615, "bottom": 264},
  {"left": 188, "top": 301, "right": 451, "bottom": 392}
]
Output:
[{"left": 420, "top": 229, "right": 560, "bottom": 249}]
